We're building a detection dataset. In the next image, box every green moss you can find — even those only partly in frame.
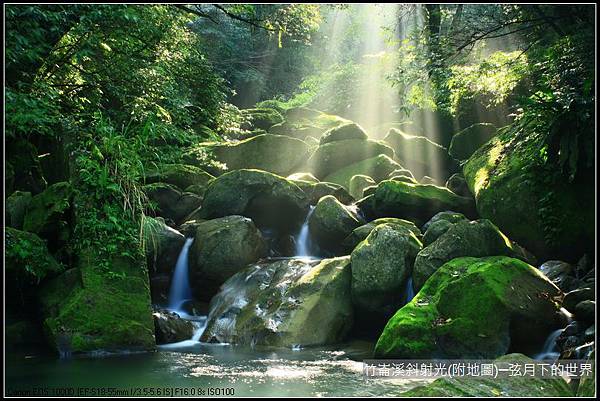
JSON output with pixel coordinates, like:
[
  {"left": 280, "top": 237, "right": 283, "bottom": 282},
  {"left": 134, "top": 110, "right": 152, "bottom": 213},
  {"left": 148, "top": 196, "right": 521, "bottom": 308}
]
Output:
[
  {"left": 323, "top": 154, "right": 402, "bottom": 189},
  {"left": 374, "top": 256, "right": 561, "bottom": 359},
  {"left": 241, "top": 107, "right": 284, "bottom": 130},
  {"left": 22, "top": 181, "right": 73, "bottom": 241},
  {"left": 342, "top": 218, "right": 421, "bottom": 252},
  {"left": 144, "top": 163, "right": 214, "bottom": 190},
  {"left": 308, "top": 195, "right": 362, "bottom": 252},
  {"left": 348, "top": 174, "right": 376, "bottom": 199},
  {"left": 319, "top": 122, "right": 368, "bottom": 145},
  {"left": 306, "top": 139, "right": 395, "bottom": 179},
  {"left": 449, "top": 122, "right": 497, "bottom": 161}
]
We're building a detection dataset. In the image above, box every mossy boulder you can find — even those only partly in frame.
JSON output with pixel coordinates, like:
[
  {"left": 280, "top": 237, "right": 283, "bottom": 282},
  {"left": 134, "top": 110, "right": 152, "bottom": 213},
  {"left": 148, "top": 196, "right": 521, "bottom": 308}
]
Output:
[
  {"left": 445, "top": 173, "right": 471, "bottom": 197},
  {"left": 201, "top": 257, "right": 353, "bottom": 347},
  {"left": 323, "top": 154, "right": 402, "bottom": 189},
  {"left": 241, "top": 107, "right": 284, "bottom": 131},
  {"left": 292, "top": 180, "right": 355, "bottom": 205},
  {"left": 375, "top": 256, "right": 563, "bottom": 359},
  {"left": 22, "top": 181, "right": 73, "bottom": 248},
  {"left": 306, "top": 139, "right": 395, "bottom": 179},
  {"left": 319, "top": 122, "right": 368, "bottom": 144},
  {"left": 188, "top": 216, "right": 268, "bottom": 301},
  {"left": 413, "top": 219, "right": 535, "bottom": 290},
  {"left": 463, "top": 130, "right": 594, "bottom": 260},
  {"left": 144, "top": 164, "right": 214, "bottom": 191},
  {"left": 6, "top": 191, "right": 32, "bottom": 229},
  {"left": 142, "top": 216, "right": 186, "bottom": 276},
  {"left": 421, "top": 211, "right": 469, "bottom": 246},
  {"left": 287, "top": 172, "right": 319, "bottom": 183},
  {"left": 401, "top": 353, "right": 574, "bottom": 397},
  {"left": 342, "top": 218, "right": 422, "bottom": 252},
  {"left": 143, "top": 183, "right": 202, "bottom": 224},
  {"left": 349, "top": 175, "right": 376, "bottom": 199},
  {"left": 449, "top": 123, "right": 497, "bottom": 161},
  {"left": 200, "top": 169, "right": 309, "bottom": 231},
  {"left": 363, "top": 180, "right": 475, "bottom": 226},
  {"left": 270, "top": 108, "right": 350, "bottom": 140},
  {"left": 383, "top": 128, "right": 456, "bottom": 180},
  {"left": 351, "top": 223, "right": 423, "bottom": 318},
  {"left": 308, "top": 195, "right": 363, "bottom": 253},
  {"left": 39, "top": 250, "right": 155, "bottom": 355},
  {"left": 184, "top": 134, "right": 309, "bottom": 177}
]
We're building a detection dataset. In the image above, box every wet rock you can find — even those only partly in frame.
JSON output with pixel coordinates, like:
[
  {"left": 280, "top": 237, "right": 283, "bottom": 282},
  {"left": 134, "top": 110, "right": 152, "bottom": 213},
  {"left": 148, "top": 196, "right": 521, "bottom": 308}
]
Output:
[
  {"left": 375, "top": 256, "right": 563, "bottom": 359},
  {"left": 201, "top": 257, "right": 354, "bottom": 348},
  {"left": 351, "top": 223, "right": 422, "bottom": 318},
  {"left": 292, "top": 180, "right": 355, "bottom": 205},
  {"left": 564, "top": 287, "right": 595, "bottom": 312},
  {"left": 142, "top": 216, "right": 185, "bottom": 276},
  {"left": 539, "top": 260, "right": 580, "bottom": 292},
  {"left": 308, "top": 195, "right": 363, "bottom": 253},
  {"left": 349, "top": 174, "right": 376, "bottom": 199},
  {"left": 153, "top": 308, "right": 194, "bottom": 344},
  {"left": 178, "top": 219, "right": 207, "bottom": 237},
  {"left": 574, "top": 300, "right": 595, "bottom": 323},
  {"left": 188, "top": 216, "right": 268, "bottom": 302},
  {"left": 144, "top": 183, "right": 202, "bottom": 224},
  {"left": 342, "top": 218, "right": 421, "bottom": 253}
]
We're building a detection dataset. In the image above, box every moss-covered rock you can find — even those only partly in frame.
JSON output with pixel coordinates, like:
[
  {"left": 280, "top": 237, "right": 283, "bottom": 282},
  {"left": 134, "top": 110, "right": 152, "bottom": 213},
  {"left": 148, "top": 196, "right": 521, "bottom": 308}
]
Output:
[
  {"left": 188, "top": 215, "right": 268, "bottom": 302},
  {"left": 413, "top": 219, "right": 535, "bottom": 290},
  {"left": 6, "top": 190, "right": 32, "bottom": 229},
  {"left": 201, "top": 257, "right": 353, "bottom": 347},
  {"left": 200, "top": 169, "right": 309, "bottom": 232},
  {"left": 364, "top": 180, "right": 475, "bottom": 226},
  {"left": 22, "top": 181, "right": 73, "bottom": 248},
  {"left": 39, "top": 250, "right": 156, "bottom": 355},
  {"left": 287, "top": 172, "right": 320, "bottom": 183},
  {"left": 351, "top": 223, "right": 423, "bottom": 318},
  {"left": 143, "top": 183, "right": 202, "bottom": 224},
  {"left": 241, "top": 107, "right": 284, "bottom": 131},
  {"left": 323, "top": 154, "right": 402, "bottom": 189},
  {"left": 319, "top": 122, "right": 368, "bottom": 145},
  {"left": 375, "top": 256, "right": 563, "bottom": 359},
  {"left": 184, "top": 134, "right": 309, "bottom": 177},
  {"left": 144, "top": 163, "right": 214, "bottom": 191},
  {"left": 401, "top": 353, "right": 574, "bottom": 397},
  {"left": 270, "top": 108, "right": 350, "bottom": 140},
  {"left": 445, "top": 173, "right": 471, "bottom": 197},
  {"left": 142, "top": 216, "right": 186, "bottom": 276},
  {"left": 449, "top": 123, "right": 497, "bottom": 161},
  {"left": 383, "top": 128, "right": 456, "bottom": 180},
  {"left": 463, "top": 129, "right": 594, "bottom": 260},
  {"left": 349, "top": 174, "right": 376, "bottom": 199},
  {"left": 421, "top": 211, "right": 469, "bottom": 246},
  {"left": 306, "top": 139, "right": 395, "bottom": 179},
  {"left": 292, "top": 180, "right": 355, "bottom": 205},
  {"left": 342, "top": 218, "right": 422, "bottom": 252},
  {"left": 308, "top": 195, "right": 363, "bottom": 253}
]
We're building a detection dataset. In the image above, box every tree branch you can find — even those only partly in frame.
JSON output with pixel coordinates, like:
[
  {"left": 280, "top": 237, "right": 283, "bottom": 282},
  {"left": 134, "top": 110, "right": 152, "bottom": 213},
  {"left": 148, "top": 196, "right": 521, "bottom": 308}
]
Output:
[{"left": 212, "top": 4, "right": 275, "bottom": 32}]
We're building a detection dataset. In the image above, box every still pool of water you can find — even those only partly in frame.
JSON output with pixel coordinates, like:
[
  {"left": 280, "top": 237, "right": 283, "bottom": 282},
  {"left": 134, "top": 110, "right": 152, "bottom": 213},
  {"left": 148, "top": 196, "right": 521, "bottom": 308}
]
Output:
[{"left": 6, "top": 341, "right": 430, "bottom": 397}]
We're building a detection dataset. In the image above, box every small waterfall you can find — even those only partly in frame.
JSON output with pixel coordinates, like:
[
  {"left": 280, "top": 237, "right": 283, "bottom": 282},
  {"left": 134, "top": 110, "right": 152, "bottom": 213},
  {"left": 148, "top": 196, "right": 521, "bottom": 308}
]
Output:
[
  {"left": 405, "top": 277, "right": 415, "bottom": 304},
  {"left": 534, "top": 329, "right": 563, "bottom": 360},
  {"left": 295, "top": 206, "right": 315, "bottom": 257},
  {"left": 167, "top": 237, "right": 194, "bottom": 312}
]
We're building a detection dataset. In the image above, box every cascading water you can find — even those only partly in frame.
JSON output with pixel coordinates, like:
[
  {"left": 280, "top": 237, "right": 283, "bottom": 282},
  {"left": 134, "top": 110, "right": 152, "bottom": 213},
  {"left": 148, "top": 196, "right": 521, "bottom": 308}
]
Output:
[
  {"left": 295, "top": 206, "right": 316, "bottom": 257},
  {"left": 167, "top": 237, "right": 195, "bottom": 312},
  {"left": 405, "top": 277, "right": 416, "bottom": 304},
  {"left": 534, "top": 329, "right": 563, "bottom": 360}
]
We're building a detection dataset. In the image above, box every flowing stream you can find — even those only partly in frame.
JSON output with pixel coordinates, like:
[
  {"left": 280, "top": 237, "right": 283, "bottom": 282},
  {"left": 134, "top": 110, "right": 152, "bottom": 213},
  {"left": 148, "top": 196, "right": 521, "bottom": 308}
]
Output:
[
  {"left": 294, "top": 205, "right": 316, "bottom": 258},
  {"left": 167, "top": 238, "right": 195, "bottom": 312}
]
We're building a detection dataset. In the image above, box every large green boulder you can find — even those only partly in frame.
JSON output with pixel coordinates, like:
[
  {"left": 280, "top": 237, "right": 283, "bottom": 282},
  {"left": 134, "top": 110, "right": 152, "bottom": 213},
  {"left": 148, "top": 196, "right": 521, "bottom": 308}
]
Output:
[
  {"left": 22, "top": 181, "right": 73, "bottom": 247},
  {"left": 39, "top": 250, "right": 156, "bottom": 355},
  {"left": 188, "top": 216, "right": 268, "bottom": 301},
  {"left": 306, "top": 139, "right": 395, "bottom": 179},
  {"left": 421, "top": 211, "right": 469, "bottom": 246},
  {"left": 291, "top": 179, "right": 355, "bottom": 205},
  {"left": 142, "top": 216, "right": 185, "bottom": 276},
  {"left": 183, "top": 134, "right": 309, "bottom": 177},
  {"left": 375, "top": 256, "right": 563, "bottom": 359},
  {"left": 342, "top": 218, "right": 421, "bottom": 252},
  {"left": 401, "top": 354, "right": 574, "bottom": 397},
  {"left": 323, "top": 154, "right": 402, "bottom": 189},
  {"left": 383, "top": 128, "right": 455, "bottom": 180},
  {"left": 200, "top": 169, "right": 309, "bottom": 232},
  {"left": 349, "top": 175, "right": 376, "bottom": 200},
  {"left": 241, "top": 107, "right": 284, "bottom": 131},
  {"left": 363, "top": 180, "right": 475, "bottom": 226},
  {"left": 413, "top": 219, "right": 534, "bottom": 290},
  {"left": 201, "top": 257, "right": 353, "bottom": 347},
  {"left": 144, "top": 164, "right": 214, "bottom": 191},
  {"left": 5, "top": 191, "right": 32, "bottom": 229},
  {"left": 308, "top": 195, "right": 363, "bottom": 253},
  {"left": 319, "top": 122, "right": 368, "bottom": 145},
  {"left": 351, "top": 223, "right": 423, "bottom": 318},
  {"left": 463, "top": 130, "right": 594, "bottom": 260},
  {"left": 449, "top": 123, "right": 497, "bottom": 161},
  {"left": 143, "top": 183, "right": 202, "bottom": 224}
]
